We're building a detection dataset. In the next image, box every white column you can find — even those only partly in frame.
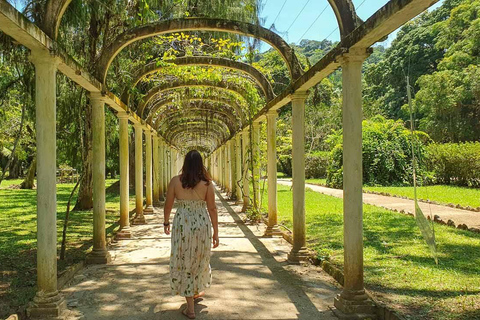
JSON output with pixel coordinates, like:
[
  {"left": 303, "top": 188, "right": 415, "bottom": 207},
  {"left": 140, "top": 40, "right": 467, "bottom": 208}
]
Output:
[
  {"left": 159, "top": 141, "right": 165, "bottom": 201},
  {"left": 27, "top": 53, "right": 66, "bottom": 318},
  {"left": 226, "top": 140, "right": 232, "bottom": 195},
  {"left": 133, "top": 124, "right": 146, "bottom": 224},
  {"left": 252, "top": 122, "right": 261, "bottom": 209},
  {"left": 235, "top": 134, "right": 242, "bottom": 203},
  {"left": 87, "top": 93, "right": 111, "bottom": 264},
  {"left": 153, "top": 136, "right": 160, "bottom": 207},
  {"left": 288, "top": 92, "right": 309, "bottom": 263},
  {"left": 265, "top": 111, "right": 282, "bottom": 237},
  {"left": 334, "top": 48, "right": 375, "bottom": 318},
  {"left": 116, "top": 112, "right": 132, "bottom": 239},
  {"left": 230, "top": 138, "right": 237, "bottom": 200},
  {"left": 144, "top": 130, "right": 154, "bottom": 214},
  {"left": 241, "top": 130, "right": 250, "bottom": 212}
]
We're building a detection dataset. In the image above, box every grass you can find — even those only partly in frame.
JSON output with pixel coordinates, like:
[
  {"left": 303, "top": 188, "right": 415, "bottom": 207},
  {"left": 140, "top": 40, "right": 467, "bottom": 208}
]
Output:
[
  {"left": 302, "top": 176, "right": 480, "bottom": 209},
  {"left": 260, "top": 183, "right": 480, "bottom": 320},
  {"left": 0, "top": 178, "right": 135, "bottom": 318},
  {"left": 363, "top": 185, "right": 480, "bottom": 209}
]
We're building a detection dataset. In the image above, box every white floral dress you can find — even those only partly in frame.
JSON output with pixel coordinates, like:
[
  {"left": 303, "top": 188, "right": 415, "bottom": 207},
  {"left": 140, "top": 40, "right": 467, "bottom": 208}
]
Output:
[{"left": 170, "top": 199, "right": 212, "bottom": 297}]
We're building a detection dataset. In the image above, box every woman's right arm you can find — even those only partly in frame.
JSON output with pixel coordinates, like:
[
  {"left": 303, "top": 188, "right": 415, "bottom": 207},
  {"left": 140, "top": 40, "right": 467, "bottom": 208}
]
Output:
[
  {"left": 206, "top": 183, "right": 219, "bottom": 248},
  {"left": 163, "top": 177, "right": 176, "bottom": 235}
]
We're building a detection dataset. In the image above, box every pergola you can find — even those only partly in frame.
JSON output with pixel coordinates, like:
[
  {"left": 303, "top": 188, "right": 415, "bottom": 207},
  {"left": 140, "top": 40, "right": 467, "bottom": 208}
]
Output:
[{"left": 0, "top": 0, "right": 439, "bottom": 318}]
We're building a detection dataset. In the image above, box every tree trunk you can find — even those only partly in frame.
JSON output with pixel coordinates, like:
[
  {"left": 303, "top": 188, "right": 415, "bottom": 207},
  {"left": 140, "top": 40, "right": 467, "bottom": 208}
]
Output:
[
  {"left": 74, "top": 100, "right": 93, "bottom": 210},
  {"left": 20, "top": 157, "right": 36, "bottom": 189}
]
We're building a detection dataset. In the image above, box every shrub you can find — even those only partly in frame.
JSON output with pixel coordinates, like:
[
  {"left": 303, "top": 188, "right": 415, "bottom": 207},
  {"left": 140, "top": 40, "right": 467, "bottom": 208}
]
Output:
[
  {"left": 278, "top": 154, "right": 292, "bottom": 177},
  {"left": 326, "top": 115, "right": 429, "bottom": 188},
  {"left": 305, "top": 152, "right": 329, "bottom": 179},
  {"left": 426, "top": 142, "right": 480, "bottom": 187}
]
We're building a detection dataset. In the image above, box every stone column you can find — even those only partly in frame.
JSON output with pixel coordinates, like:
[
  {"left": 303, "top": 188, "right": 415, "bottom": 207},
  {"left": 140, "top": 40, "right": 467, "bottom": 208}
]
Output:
[
  {"left": 116, "top": 112, "right": 132, "bottom": 239},
  {"left": 230, "top": 138, "right": 237, "bottom": 200},
  {"left": 334, "top": 48, "right": 375, "bottom": 319},
  {"left": 133, "top": 124, "right": 146, "bottom": 224},
  {"left": 241, "top": 130, "right": 250, "bottom": 212},
  {"left": 144, "top": 130, "right": 154, "bottom": 214},
  {"left": 235, "top": 134, "right": 242, "bottom": 203},
  {"left": 153, "top": 136, "right": 161, "bottom": 207},
  {"left": 27, "top": 53, "right": 66, "bottom": 318},
  {"left": 159, "top": 141, "right": 165, "bottom": 201},
  {"left": 219, "top": 146, "right": 223, "bottom": 188},
  {"left": 87, "top": 93, "right": 112, "bottom": 264},
  {"left": 225, "top": 140, "right": 232, "bottom": 195},
  {"left": 288, "top": 92, "right": 309, "bottom": 263},
  {"left": 163, "top": 146, "right": 169, "bottom": 191},
  {"left": 265, "top": 111, "right": 282, "bottom": 237},
  {"left": 252, "top": 122, "right": 261, "bottom": 209}
]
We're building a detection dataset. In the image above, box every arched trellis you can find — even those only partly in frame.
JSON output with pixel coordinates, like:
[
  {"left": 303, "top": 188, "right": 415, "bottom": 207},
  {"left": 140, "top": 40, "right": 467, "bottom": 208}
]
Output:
[
  {"left": 153, "top": 104, "right": 241, "bottom": 134},
  {"left": 122, "top": 56, "right": 275, "bottom": 105},
  {"left": 163, "top": 122, "right": 230, "bottom": 147},
  {"left": 136, "top": 78, "right": 258, "bottom": 118},
  {"left": 140, "top": 95, "right": 245, "bottom": 123},
  {"left": 95, "top": 18, "right": 304, "bottom": 84},
  {"left": 170, "top": 129, "right": 224, "bottom": 149},
  {"left": 151, "top": 99, "right": 243, "bottom": 129},
  {"left": 159, "top": 115, "right": 233, "bottom": 138}
]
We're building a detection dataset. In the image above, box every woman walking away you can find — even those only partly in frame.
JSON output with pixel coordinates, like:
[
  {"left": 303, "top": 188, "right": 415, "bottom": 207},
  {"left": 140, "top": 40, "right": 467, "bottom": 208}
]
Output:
[{"left": 163, "top": 150, "right": 219, "bottom": 319}]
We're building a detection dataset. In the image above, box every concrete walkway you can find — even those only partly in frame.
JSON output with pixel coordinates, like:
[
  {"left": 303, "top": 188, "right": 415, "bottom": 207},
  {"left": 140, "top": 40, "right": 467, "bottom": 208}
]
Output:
[
  {"left": 61, "top": 189, "right": 341, "bottom": 320},
  {"left": 278, "top": 180, "right": 480, "bottom": 229}
]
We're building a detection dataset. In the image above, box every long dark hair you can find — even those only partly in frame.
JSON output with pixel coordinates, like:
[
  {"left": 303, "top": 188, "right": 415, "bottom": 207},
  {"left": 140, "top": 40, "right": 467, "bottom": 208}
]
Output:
[{"left": 180, "top": 150, "right": 211, "bottom": 189}]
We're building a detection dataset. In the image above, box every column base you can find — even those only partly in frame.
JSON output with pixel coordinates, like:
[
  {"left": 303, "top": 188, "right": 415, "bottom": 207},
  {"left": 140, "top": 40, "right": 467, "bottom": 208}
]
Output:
[
  {"left": 27, "top": 290, "right": 66, "bottom": 319},
  {"left": 333, "top": 291, "right": 377, "bottom": 319},
  {"left": 143, "top": 205, "right": 154, "bottom": 214},
  {"left": 132, "top": 213, "right": 146, "bottom": 225},
  {"left": 115, "top": 227, "right": 132, "bottom": 240},
  {"left": 264, "top": 225, "right": 283, "bottom": 237},
  {"left": 287, "top": 246, "right": 310, "bottom": 263},
  {"left": 86, "top": 248, "right": 111, "bottom": 264}
]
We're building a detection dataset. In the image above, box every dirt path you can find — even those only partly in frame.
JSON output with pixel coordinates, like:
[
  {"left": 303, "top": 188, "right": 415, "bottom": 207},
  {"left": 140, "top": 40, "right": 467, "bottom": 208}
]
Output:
[
  {"left": 278, "top": 180, "right": 480, "bottom": 229},
  {"left": 61, "top": 188, "right": 341, "bottom": 319}
]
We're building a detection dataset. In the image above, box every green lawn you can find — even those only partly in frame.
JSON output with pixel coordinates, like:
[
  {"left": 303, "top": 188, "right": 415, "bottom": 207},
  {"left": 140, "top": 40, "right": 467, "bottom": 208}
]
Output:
[
  {"left": 363, "top": 185, "right": 480, "bottom": 209},
  {"left": 303, "top": 177, "right": 480, "bottom": 209},
  {"left": 0, "top": 179, "right": 134, "bottom": 318},
  {"left": 260, "top": 184, "right": 480, "bottom": 320}
]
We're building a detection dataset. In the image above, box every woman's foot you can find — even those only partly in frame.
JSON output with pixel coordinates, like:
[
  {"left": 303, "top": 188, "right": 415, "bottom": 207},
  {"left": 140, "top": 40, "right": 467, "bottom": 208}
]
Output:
[
  {"left": 182, "top": 308, "right": 196, "bottom": 319},
  {"left": 193, "top": 292, "right": 205, "bottom": 300}
]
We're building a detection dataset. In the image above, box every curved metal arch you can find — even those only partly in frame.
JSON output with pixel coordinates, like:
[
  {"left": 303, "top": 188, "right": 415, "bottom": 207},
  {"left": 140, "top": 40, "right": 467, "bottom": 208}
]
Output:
[
  {"left": 163, "top": 122, "right": 230, "bottom": 144},
  {"left": 153, "top": 106, "right": 240, "bottom": 133},
  {"left": 159, "top": 115, "right": 234, "bottom": 138},
  {"left": 95, "top": 18, "right": 304, "bottom": 84},
  {"left": 173, "top": 131, "right": 223, "bottom": 149},
  {"left": 171, "top": 130, "right": 223, "bottom": 149},
  {"left": 137, "top": 78, "right": 255, "bottom": 117},
  {"left": 122, "top": 56, "right": 275, "bottom": 104},
  {"left": 147, "top": 98, "right": 244, "bottom": 126},
  {"left": 142, "top": 97, "right": 245, "bottom": 123}
]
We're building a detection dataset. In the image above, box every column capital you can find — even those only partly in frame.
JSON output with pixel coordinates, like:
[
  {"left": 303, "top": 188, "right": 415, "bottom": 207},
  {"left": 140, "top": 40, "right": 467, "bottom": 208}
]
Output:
[
  {"left": 89, "top": 92, "right": 108, "bottom": 103},
  {"left": 28, "top": 51, "right": 61, "bottom": 67},
  {"left": 252, "top": 121, "right": 261, "bottom": 128},
  {"left": 338, "top": 47, "right": 372, "bottom": 64},
  {"left": 144, "top": 129, "right": 153, "bottom": 136},
  {"left": 290, "top": 91, "right": 308, "bottom": 101},
  {"left": 117, "top": 111, "right": 130, "bottom": 120},
  {"left": 266, "top": 110, "right": 278, "bottom": 118},
  {"left": 134, "top": 122, "right": 143, "bottom": 129}
]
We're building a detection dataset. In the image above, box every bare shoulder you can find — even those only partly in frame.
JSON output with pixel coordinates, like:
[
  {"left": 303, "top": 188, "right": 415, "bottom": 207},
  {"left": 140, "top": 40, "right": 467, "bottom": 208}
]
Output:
[{"left": 170, "top": 175, "right": 180, "bottom": 185}]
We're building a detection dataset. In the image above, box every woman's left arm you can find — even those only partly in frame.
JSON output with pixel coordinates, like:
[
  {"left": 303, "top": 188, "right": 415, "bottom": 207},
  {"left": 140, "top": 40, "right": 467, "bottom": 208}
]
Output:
[{"left": 163, "top": 177, "right": 176, "bottom": 234}]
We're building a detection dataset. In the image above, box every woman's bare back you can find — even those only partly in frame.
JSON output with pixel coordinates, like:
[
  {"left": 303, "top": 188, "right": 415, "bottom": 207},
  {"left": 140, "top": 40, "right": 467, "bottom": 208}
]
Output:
[{"left": 172, "top": 175, "right": 209, "bottom": 201}]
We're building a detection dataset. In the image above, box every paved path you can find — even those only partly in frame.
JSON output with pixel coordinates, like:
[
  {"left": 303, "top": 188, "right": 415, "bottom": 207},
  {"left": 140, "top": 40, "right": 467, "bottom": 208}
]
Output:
[
  {"left": 61, "top": 189, "right": 340, "bottom": 320},
  {"left": 278, "top": 180, "right": 480, "bottom": 229}
]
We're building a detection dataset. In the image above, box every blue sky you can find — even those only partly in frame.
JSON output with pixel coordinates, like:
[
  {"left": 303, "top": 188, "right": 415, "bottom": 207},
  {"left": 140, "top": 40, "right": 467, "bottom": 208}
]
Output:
[{"left": 259, "top": 0, "right": 444, "bottom": 48}]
